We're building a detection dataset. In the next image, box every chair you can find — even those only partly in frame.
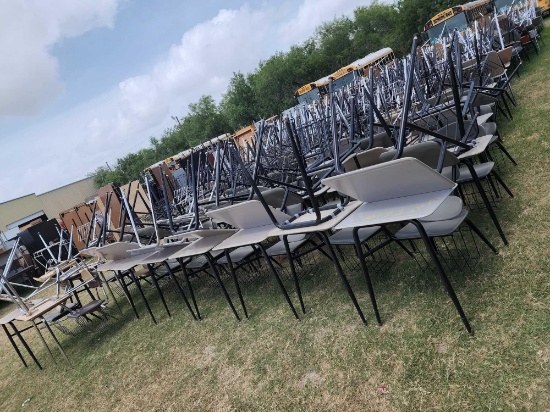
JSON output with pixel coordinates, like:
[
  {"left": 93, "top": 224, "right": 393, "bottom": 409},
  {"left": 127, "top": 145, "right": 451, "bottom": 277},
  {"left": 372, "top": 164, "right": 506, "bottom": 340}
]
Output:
[
  {"left": 379, "top": 140, "right": 512, "bottom": 245},
  {"left": 47, "top": 269, "right": 117, "bottom": 336},
  {"left": 323, "top": 157, "right": 497, "bottom": 334}
]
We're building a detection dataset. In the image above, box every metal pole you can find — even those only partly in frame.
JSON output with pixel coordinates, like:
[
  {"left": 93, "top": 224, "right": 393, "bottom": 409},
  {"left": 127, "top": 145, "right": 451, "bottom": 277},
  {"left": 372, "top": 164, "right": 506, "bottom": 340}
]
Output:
[{"left": 120, "top": 187, "right": 142, "bottom": 247}]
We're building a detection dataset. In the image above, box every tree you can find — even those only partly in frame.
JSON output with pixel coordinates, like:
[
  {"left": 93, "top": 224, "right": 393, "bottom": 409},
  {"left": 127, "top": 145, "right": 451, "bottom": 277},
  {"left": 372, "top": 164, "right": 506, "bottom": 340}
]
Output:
[
  {"left": 89, "top": 0, "right": 462, "bottom": 189},
  {"left": 220, "top": 72, "right": 259, "bottom": 131},
  {"left": 396, "top": 0, "right": 462, "bottom": 52},
  {"left": 183, "top": 95, "right": 229, "bottom": 144},
  {"left": 353, "top": 2, "right": 401, "bottom": 55}
]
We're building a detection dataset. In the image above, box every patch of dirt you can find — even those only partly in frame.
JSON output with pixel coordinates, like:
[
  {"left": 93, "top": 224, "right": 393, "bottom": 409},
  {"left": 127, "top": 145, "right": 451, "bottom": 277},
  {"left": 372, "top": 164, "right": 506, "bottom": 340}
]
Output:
[{"left": 301, "top": 371, "right": 325, "bottom": 387}]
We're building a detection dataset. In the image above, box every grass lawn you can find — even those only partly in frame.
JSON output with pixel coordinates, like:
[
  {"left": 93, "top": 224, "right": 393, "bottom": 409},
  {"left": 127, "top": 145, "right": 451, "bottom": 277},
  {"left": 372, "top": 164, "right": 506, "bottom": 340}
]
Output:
[{"left": 1, "top": 28, "right": 549, "bottom": 412}]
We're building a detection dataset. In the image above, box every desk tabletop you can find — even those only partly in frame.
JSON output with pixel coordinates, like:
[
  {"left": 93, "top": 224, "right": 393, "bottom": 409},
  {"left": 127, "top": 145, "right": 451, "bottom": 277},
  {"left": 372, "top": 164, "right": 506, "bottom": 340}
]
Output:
[
  {"left": 212, "top": 225, "right": 275, "bottom": 251},
  {"left": 168, "top": 231, "right": 237, "bottom": 259},
  {"left": 269, "top": 201, "right": 362, "bottom": 237},
  {"left": 15, "top": 295, "right": 72, "bottom": 322},
  {"left": 335, "top": 190, "right": 452, "bottom": 230}
]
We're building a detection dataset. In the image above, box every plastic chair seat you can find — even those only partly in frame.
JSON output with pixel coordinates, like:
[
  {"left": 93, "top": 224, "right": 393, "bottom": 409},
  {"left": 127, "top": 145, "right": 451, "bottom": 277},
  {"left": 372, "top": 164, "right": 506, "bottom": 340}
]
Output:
[
  {"left": 67, "top": 300, "right": 104, "bottom": 319},
  {"left": 456, "top": 162, "right": 494, "bottom": 183},
  {"left": 217, "top": 246, "right": 256, "bottom": 264},
  {"left": 265, "top": 238, "right": 310, "bottom": 257},
  {"left": 328, "top": 226, "right": 381, "bottom": 245},
  {"left": 394, "top": 210, "right": 468, "bottom": 240}
]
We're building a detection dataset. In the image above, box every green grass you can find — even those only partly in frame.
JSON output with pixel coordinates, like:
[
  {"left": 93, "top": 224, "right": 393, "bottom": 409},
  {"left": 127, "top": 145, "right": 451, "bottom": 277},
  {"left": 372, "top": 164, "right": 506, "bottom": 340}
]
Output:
[{"left": 2, "top": 28, "right": 550, "bottom": 411}]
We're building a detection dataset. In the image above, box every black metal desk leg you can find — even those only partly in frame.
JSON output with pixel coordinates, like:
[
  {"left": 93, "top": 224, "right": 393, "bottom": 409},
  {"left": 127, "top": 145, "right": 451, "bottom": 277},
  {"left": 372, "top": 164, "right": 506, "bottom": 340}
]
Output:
[
  {"left": 411, "top": 220, "right": 473, "bottom": 335},
  {"left": 31, "top": 320, "right": 56, "bottom": 363},
  {"left": 318, "top": 232, "right": 368, "bottom": 326},
  {"left": 41, "top": 320, "right": 72, "bottom": 367},
  {"left": 283, "top": 235, "right": 306, "bottom": 314},
  {"left": 9, "top": 322, "right": 42, "bottom": 369},
  {"left": 2, "top": 323, "right": 27, "bottom": 368},
  {"left": 224, "top": 250, "right": 249, "bottom": 319},
  {"left": 353, "top": 227, "right": 382, "bottom": 325},
  {"left": 163, "top": 262, "right": 197, "bottom": 320},
  {"left": 205, "top": 253, "right": 240, "bottom": 321},
  {"left": 259, "top": 244, "right": 299, "bottom": 320}
]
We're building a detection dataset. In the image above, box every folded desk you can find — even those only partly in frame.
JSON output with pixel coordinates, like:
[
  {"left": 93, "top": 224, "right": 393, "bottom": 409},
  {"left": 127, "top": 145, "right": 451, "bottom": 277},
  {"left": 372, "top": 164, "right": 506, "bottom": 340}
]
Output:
[
  {"left": 322, "top": 158, "right": 473, "bottom": 334},
  {"left": 206, "top": 202, "right": 300, "bottom": 319}
]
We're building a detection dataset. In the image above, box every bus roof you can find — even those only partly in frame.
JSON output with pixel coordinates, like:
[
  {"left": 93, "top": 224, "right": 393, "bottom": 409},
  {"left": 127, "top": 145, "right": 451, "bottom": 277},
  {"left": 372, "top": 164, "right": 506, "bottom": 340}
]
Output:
[
  {"left": 330, "top": 48, "right": 394, "bottom": 80},
  {"left": 296, "top": 75, "right": 331, "bottom": 96},
  {"left": 424, "top": 0, "right": 491, "bottom": 31}
]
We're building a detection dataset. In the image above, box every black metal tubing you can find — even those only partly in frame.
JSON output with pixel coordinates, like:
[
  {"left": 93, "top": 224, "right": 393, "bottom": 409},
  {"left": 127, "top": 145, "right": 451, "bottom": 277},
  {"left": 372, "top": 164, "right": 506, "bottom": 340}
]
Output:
[
  {"left": 316, "top": 231, "right": 368, "bottom": 326},
  {"left": 146, "top": 265, "right": 171, "bottom": 318},
  {"left": 162, "top": 261, "right": 198, "bottom": 320},
  {"left": 114, "top": 270, "right": 140, "bottom": 319},
  {"left": 223, "top": 250, "right": 249, "bottom": 319},
  {"left": 352, "top": 227, "right": 382, "bottom": 325},
  {"left": 283, "top": 235, "right": 306, "bottom": 314},
  {"left": 392, "top": 36, "right": 419, "bottom": 160},
  {"left": 158, "top": 165, "right": 175, "bottom": 234},
  {"left": 447, "top": 33, "right": 466, "bottom": 140},
  {"left": 409, "top": 219, "right": 473, "bottom": 335},
  {"left": 128, "top": 269, "right": 157, "bottom": 325},
  {"left": 463, "top": 160, "right": 508, "bottom": 245},
  {"left": 205, "top": 253, "right": 241, "bottom": 321},
  {"left": 84, "top": 199, "right": 97, "bottom": 248},
  {"left": 258, "top": 243, "right": 300, "bottom": 320}
]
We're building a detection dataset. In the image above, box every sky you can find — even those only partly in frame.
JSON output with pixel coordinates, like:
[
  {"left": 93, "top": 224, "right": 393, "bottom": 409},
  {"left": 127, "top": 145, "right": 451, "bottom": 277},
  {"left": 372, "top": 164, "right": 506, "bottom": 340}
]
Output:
[{"left": 0, "top": 0, "right": 371, "bottom": 203}]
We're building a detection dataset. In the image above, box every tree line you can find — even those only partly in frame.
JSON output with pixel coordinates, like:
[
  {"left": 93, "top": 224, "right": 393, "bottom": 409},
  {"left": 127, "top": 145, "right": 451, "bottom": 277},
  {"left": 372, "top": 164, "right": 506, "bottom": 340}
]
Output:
[{"left": 92, "top": 0, "right": 461, "bottom": 188}]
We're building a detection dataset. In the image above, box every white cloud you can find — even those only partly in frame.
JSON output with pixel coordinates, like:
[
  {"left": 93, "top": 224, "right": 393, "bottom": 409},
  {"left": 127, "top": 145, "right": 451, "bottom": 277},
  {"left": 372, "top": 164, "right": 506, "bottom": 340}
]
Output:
[
  {"left": 86, "top": 0, "right": 367, "bottom": 154},
  {"left": 279, "top": 0, "right": 366, "bottom": 45},
  {"left": 0, "top": 0, "right": 122, "bottom": 117},
  {"left": 0, "top": 0, "right": 372, "bottom": 202}
]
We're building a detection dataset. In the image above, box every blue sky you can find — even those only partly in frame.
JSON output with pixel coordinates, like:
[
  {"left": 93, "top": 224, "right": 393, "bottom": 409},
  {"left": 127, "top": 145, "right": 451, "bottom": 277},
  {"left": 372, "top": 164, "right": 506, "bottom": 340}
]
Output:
[{"left": 0, "top": 0, "right": 369, "bottom": 202}]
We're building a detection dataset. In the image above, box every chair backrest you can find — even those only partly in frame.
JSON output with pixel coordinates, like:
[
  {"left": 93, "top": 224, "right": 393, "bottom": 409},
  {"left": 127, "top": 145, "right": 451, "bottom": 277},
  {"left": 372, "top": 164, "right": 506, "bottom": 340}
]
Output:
[
  {"left": 497, "top": 47, "right": 513, "bottom": 66},
  {"left": 462, "top": 58, "right": 477, "bottom": 70},
  {"left": 379, "top": 141, "right": 459, "bottom": 170},
  {"left": 359, "top": 132, "right": 393, "bottom": 150},
  {"left": 206, "top": 200, "right": 291, "bottom": 229},
  {"left": 435, "top": 119, "right": 478, "bottom": 143},
  {"left": 470, "top": 92, "right": 497, "bottom": 108},
  {"left": 343, "top": 147, "right": 388, "bottom": 172},
  {"left": 252, "top": 187, "right": 303, "bottom": 215},
  {"left": 485, "top": 51, "right": 505, "bottom": 78},
  {"left": 322, "top": 157, "right": 456, "bottom": 203}
]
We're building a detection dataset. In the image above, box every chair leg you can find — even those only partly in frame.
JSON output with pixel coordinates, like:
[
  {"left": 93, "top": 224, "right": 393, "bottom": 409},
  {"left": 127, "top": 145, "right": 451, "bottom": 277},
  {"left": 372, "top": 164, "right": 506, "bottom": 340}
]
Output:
[
  {"left": 2, "top": 324, "right": 28, "bottom": 368},
  {"left": 9, "top": 322, "right": 43, "bottom": 369},
  {"left": 180, "top": 263, "right": 201, "bottom": 320},
  {"left": 464, "top": 218, "right": 498, "bottom": 254},
  {"left": 224, "top": 250, "right": 249, "bottom": 319},
  {"left": 283, "top": 235, "right": 306, "bottom": 314},
  {"left": 129, "top": 270, "right": 157, "bottom": 325},
  {"left": 494, "top": 140, "right": 518, "bottom": 166},
  {"left": 205, "top": 253, "right": 241, "bottom": 321},
  {"left": 163, "top": 262, "right": 197, "bottom": 320},
  {"left": 147, "top": 265, "right": 171, "bottom": 318},
  {"left": 492, "top": 171, "right": 514, "bottom": 198},
  {"left": 259, "top": 244, "right": 300, "bottom": 320},
  {"left": 41, "top": 320, "right": 72, "bottom": 367},
  {"left": 99, "top": 273, "right": 123, "bottom": 314},
  {"left": 114, "top": 271, "right": 140, "bottom": 319},
  {"left": 410, "top": 220, "right": 473, "bottom": 335},
  {"left": 353, "top": 227, "right": 382, "bottom": 325},
  {"left": 317, "top": 231, "right": 368, "bottom": 326},
  {"left": 464, "top": 160, "right": 508, "bottom": 245}
]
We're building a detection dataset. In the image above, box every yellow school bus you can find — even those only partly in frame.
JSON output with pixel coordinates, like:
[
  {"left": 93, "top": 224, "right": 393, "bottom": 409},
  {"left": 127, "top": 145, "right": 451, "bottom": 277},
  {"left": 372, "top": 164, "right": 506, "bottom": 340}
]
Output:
[
  {"left": 423, "top": 0, "right": 493, "bottom": 43},
  {"left": 295, "top": 48, "right": 395, "bottom": 103},
  {"left": 538, "top": 0, "right": 550, "bottom": 14}
]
